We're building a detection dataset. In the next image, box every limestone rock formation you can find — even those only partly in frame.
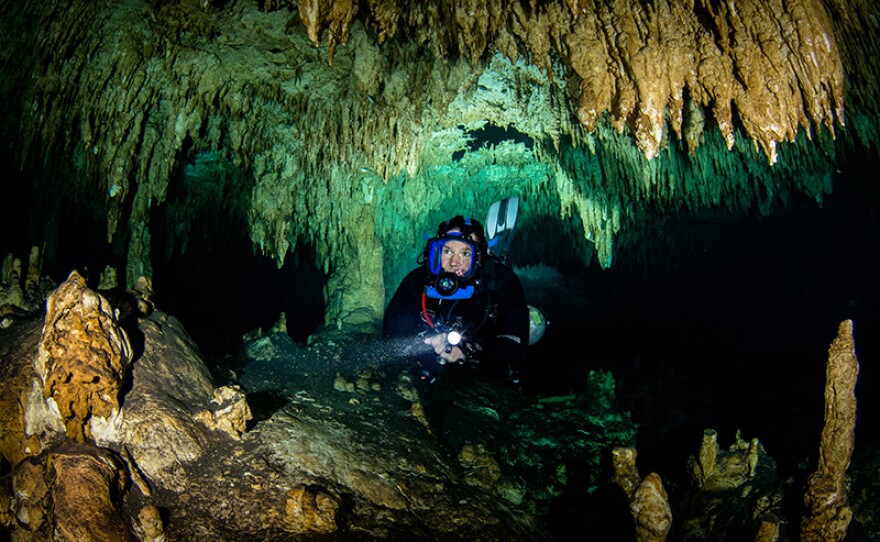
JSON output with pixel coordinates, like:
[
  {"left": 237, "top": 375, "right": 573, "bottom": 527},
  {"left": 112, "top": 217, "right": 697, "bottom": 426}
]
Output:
[
  {"left": 689, "top": 428, "right": 766, "bottom": 491},
  {"left": 1, "top": 248, "right": 54, "bottom": 329},
  {"left": 2, "top": 269, "right": 645, "bottom": 540},
  {"left": 610, "top": 445, "right": 641, "bottom": 498},
  {"left": 36, "top": 271, "right": 133, "bottom": 443},
  {"left": 680, "top": 429, "right": 785, "bottom": 540},
  {"left": 0, "top": 255, "right": 25, "bottom": 313},
  {"left": 2, "top": 0, "right": 877, "bottom": 327},
  {"left": 630, "top": 472, "right": 672, "bottom": 542},
  {"left": 609, "top": 447, "right": 672, "bottom": 541},
  {"left": 50, "top": 445, "right": 132, "bottom": 542},
  {"left": 293, "top": 0, "right": 849, "bottom": 163},
  {"left": 193, "top": 385, "right": 253, "bottom": 440},
  {"left": 800, "top": 319, "right": 859, "bottom": 542}
]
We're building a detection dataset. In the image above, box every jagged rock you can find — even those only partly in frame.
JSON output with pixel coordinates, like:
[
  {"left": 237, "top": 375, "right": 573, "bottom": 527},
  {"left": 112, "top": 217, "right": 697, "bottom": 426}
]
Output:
[
  {"left": 10, "top": 458, "right": 52, "bottom": 538},
  {"left": 678, "top": 429, "right": 784, "bottom": 540},
  {"left": 0, "top": 314, "right": 54, "bottom": 464},
  {"left": 88, "top": 310, "right": 230, "bottom": 494},
  {"left": 36, "top": 270, "right": 133, "bottom": 443},
  {"left": 193, "top": 385, "right": 252, "bottom": 440},
  {"left": 2, "top": 275, "right": 643, "bottom": 540},
  {"left": 458, "top": 441, "right": 503, "bottom": 490},
  {"left": 283, "top": 484, "right": 340, "bottom": 534}
]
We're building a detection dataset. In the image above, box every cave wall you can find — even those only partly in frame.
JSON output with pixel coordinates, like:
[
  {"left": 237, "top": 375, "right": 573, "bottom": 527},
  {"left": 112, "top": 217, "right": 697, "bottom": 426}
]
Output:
[{"left": 1, "top": 0, "right": 878, "bottom": 331}]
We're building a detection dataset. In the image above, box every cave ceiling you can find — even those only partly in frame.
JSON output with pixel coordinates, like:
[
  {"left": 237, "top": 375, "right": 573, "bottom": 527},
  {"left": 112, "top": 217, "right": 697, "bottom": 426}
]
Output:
[{"left": 1, "top": 0, "right": 878, "bottom": 328}]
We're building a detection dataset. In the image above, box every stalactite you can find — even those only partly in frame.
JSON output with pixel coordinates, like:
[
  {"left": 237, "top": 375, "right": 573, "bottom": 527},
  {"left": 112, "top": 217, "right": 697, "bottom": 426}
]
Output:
[
  {"left": 284, "top": 0, "right": 850, "bottom": 165},
  {"left": 2, "top": 0, "right": 878, "bottom": 322}
]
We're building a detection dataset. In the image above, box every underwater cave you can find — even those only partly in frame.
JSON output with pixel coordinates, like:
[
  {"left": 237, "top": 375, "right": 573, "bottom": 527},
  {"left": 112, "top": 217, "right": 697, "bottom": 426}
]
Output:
[{"left": 1, "top": 0, "right": 880, "bottom": 540}]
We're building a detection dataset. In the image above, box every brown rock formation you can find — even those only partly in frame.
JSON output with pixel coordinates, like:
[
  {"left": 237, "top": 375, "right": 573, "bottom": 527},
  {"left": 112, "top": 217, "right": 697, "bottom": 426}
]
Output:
[
  {"left": 689, "top": 429, "right": 766, "bottom": 491},
  {"left": 3, "top": 271, "right": 568, "bottom": 540},
  {"left": 630, "top": 472, "right": 672, "bottom": 542},
  {"left": 292, "top": 0, "right": 848, "bottom": 162},
  {"left": 0, "top": 315, "right": 48, "bottom": 464},
  {"left": 680, "top": 429, "right": 784, "bottom": 540},
  {"left": 800, "top": 319, "right": 859, "bottom": 542},
  {"left": 50, "top": 445, "right": 132, "bottom": 542},
  {"left": 608, "top": 447, "right": 672, "bottom": 541},
  {"left": 0, "top": 255, "right": 25, "bottom": 312},
  {"left": 131, "top": 504, "right": 165, "bottom": 542},
  {"left": 35, "top": 271, "right": 133, "bottom": 442},
  {"left": 691, "top": 428, "right": 719, "bottom": 487},
  {"left": 611, "top": 445, "right": 641, "bottom": 498},
  {"left": 3, "top": 0, "right": 875, "bottom": 298},
  {"left": 283, "top": 484, "right": 340, "bottom": 534},
  {"left": 10, "top": 458, "right": 53, "bottom": 538}
]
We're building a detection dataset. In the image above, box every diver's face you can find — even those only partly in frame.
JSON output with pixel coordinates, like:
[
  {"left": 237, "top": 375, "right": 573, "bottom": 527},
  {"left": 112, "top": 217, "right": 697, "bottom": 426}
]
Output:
[{"left": 440, "top": 237, "right": 475, "bottom": 277}]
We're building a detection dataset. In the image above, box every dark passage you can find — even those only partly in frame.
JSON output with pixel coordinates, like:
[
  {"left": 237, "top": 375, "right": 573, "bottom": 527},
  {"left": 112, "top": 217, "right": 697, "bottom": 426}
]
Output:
[
  {"left": 149, "top": 236, "right": 327, "bottom": 359},
  {"left": 519, "top": 158, "right": 879, "bottom": 496}
]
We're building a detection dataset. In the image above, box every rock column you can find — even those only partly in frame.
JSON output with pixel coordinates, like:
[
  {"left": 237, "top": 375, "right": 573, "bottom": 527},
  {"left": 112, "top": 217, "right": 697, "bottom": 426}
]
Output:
[{"left": 800, "top": 319, "right": 859, "bottom": 542}]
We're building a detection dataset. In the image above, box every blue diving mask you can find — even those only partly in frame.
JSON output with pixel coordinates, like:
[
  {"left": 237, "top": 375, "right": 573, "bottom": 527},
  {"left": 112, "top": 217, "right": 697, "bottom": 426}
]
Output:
[{"left": 422, "top": 233, "right": 480, "bottom": 299}]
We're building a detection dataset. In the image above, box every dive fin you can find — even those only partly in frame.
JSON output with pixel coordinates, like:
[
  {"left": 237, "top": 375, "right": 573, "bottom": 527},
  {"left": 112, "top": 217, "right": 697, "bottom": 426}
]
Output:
[{"left": 486, "top": 196, "right": 519, "bottom": 259}]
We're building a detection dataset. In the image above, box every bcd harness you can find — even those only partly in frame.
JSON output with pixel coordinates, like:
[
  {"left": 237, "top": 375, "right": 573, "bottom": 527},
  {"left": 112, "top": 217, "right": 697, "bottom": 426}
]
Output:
[{"left": 420, "top": 257, "right": 499, "bottom": 338}]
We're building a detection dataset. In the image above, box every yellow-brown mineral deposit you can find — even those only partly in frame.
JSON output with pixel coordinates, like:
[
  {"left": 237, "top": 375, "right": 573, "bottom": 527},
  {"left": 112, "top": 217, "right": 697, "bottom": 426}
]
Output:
[
  {"left": 35, "top": 270, "right": 133, "bottom": 442},
  {"left": 50, "top": 448, "right": 132, "bottom": 542},
  {"left": 800, "top": 320, "right": 859, "bottom": 542},
  {"left": 611, "top": 446, "right": 641, "bottom": 498},
  {"left": 631, "top": 472, "right": 672, "bottom": 542},
  {"left": 284, "top": 484, "right": 339, "bottom": 534},
  {"left": 194, "top": 385, "right": 253, "bottom": 439}
]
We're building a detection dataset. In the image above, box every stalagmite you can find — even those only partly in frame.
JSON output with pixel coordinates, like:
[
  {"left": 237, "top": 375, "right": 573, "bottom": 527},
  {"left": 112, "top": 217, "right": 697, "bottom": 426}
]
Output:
[
  {"left": 35, "top": 271, "right": 133, "bottom": 442},
  {"left": 630, "top": 472, "right": 673, "bottom": 542},
  {"left": 25, "top": 245, "right": 42, "bottom": 298},
  {"left": 609, "top": 447, "right": 672, "bottom": 541},
  {"left": 0, "top": 257, "right": 24, "bottom": 309},
  {"left": 800, "top": 319, "right": 859, "bottom": 542},
  {"left": 611, "top": 446, "right": 641, "bottom": 498},
  {"left": 692, "top": 428, "right": 719, "bottom": 487}
]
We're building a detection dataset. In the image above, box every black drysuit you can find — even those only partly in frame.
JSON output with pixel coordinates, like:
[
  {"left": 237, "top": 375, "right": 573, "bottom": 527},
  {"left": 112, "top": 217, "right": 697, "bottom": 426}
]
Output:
[{"left": 382, "top": 258, "right": 530, "bottom": 384}]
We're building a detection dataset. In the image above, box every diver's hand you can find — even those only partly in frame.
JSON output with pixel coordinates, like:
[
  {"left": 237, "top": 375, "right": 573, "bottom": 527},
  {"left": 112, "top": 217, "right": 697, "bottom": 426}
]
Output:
[
  {"left": 441, "top": 345, "right": 467, "bottom": 363},
  {"left": 424, "top": 333, "right": 467, "bottom": 364}
]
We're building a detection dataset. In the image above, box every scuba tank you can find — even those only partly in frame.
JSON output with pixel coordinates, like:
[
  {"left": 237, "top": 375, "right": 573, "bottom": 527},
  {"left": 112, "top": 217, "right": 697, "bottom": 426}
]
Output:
[{"left": 485, "top": 196, "right": 547, "bottom": 345}]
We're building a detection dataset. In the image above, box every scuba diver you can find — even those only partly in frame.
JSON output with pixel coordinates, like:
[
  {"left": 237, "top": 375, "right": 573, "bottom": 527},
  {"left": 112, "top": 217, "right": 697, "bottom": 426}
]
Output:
[{"left": 382, "top": 214, "right": 530, "bottom": 388}]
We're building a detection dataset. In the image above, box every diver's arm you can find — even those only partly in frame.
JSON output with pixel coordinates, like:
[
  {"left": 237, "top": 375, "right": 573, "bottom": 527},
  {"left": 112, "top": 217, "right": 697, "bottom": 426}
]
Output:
[{"left": 382, "top": 270, "right": 425, "bottom": 339}]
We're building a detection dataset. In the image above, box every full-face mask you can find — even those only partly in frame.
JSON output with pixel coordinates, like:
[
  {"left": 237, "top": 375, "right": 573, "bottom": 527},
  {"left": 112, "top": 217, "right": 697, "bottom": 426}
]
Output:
[
  {"left": 422, "top": 232, "right": 480, "bottom": 299},
  {"left": 419, "top": 216, "right": 487, "bottom": 300}
]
